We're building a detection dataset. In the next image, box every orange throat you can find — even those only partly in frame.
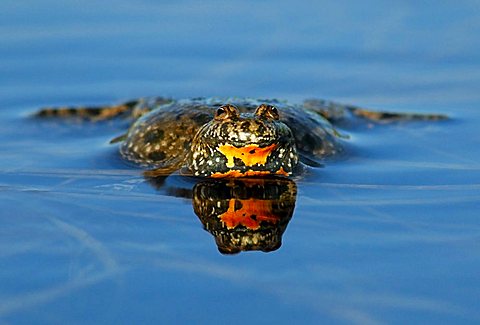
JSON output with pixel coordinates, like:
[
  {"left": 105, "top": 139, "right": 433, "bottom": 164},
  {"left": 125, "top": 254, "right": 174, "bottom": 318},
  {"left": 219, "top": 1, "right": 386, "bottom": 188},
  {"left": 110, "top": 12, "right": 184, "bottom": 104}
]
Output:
[
  {"left": 217, "top": 143, "right": 277, "bottom": 168},
  {"left": 210, "top": 167, "right": 289, "bottom": 178}
]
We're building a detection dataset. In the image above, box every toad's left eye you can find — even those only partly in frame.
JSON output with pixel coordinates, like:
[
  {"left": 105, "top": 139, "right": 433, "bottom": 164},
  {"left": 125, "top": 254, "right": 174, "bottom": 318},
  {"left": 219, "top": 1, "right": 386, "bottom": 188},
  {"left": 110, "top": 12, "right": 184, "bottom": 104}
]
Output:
[
  {"left": 255, "top": 104, "right": 280, "bottom": 120},
  {"left": 215, "top": 106, "right": 226, "bottom": 117},
  {"left": 270, "top": 106, "right": 278, "bottom": 116}
]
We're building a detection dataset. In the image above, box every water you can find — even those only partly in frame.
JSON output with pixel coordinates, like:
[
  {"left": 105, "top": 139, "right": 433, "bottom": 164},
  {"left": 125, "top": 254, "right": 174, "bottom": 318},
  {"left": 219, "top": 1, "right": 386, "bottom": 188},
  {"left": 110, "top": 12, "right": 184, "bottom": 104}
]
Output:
[{"left": 1, "top": 1, "right": 480, "bottom": 324}]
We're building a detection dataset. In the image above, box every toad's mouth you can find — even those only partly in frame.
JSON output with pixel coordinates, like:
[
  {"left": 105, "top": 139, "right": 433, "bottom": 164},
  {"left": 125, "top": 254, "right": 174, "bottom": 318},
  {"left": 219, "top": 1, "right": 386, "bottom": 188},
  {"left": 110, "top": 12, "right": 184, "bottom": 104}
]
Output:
[
  {"left": 207, "top": 133, "right": 276, "bottom": 148},
  {"left": 216, "top": 142, "right": 278, "bottom": 168}
]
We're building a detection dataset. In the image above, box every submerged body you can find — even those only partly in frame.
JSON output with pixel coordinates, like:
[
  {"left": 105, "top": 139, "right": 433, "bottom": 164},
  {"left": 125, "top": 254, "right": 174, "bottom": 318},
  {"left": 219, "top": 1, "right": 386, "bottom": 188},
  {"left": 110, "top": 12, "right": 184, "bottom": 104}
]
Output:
[{"left": 36, "top": 97, "right": 446, "bottom": 177}]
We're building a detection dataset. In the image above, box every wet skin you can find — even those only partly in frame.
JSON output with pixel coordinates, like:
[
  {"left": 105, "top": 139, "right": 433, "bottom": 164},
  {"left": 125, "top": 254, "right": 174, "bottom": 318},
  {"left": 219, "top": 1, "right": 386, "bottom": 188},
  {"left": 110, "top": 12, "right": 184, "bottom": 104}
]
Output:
[
  {"left": 35, "top": 97, "right": 447, "bottom": 177},
  {"left": 117, "top": 98, "right": 340, "bottom": 177},
  {"left": 188, "top": 104, "right": 298, "bottom": 177}
]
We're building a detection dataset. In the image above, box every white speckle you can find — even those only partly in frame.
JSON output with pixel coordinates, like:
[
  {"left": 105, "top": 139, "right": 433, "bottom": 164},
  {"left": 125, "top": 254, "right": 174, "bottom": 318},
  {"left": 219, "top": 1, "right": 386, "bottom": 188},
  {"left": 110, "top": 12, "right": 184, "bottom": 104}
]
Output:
[{"left": 154, "top": 144, "right": 160, "bottom": 150}]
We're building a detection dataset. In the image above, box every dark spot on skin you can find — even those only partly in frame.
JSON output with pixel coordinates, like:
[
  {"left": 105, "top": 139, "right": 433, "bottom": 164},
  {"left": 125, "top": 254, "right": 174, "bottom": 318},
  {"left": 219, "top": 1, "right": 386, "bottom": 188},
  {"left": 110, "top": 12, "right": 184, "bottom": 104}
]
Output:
[
  {"left": 192, "top": 112, "right": 213, "bottom": 125},
  {"left": 249, "top": 149, "right": 256, "bottom": 154},
  {"left": 144, "top": 128, "right": 164, "bottom": 144},
  {"left": 301, "top": 133, "right": 316, "bottom": 151},
  {"left": 256, "top": 124, "right": 266, "bottom": 134},
  {"left": 241, "top": 121, "right": 251, "bottom": 131},
  {"left": 36, "top": 109, "right": 52, "bottom": 117},
  {"left": 234, "top": 200, "right": 242, "bottom": 210},
  {"left": 88, "top": 108, "right": 102, "bottom": 115},
  {"left": 183, "top": 141, "right": 190, "bottom": 149},
  {"left": 123, "top": 100, "right": 140, "bottom": 108},
  {"left": 379, "top": 112, "right": 399, "bottom": 119},
  {"left": 148, "top": 151, "right": 166, "bottom": 161},
  {"left": 233, "top": 157, "right": 244, "bottom": 166},
  {"left": 221, "top": 123, "right": 229, "bottom": 136},
  {"left": 251, "top": 214, "right": 257, "bottom": 221}
]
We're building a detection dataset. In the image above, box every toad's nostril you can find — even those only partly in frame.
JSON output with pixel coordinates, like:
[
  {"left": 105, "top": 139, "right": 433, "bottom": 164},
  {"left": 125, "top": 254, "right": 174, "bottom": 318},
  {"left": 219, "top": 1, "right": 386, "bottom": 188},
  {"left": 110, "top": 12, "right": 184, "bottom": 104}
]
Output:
[{"left": 241, "top": 121, "right": 251, "bottom": 130}]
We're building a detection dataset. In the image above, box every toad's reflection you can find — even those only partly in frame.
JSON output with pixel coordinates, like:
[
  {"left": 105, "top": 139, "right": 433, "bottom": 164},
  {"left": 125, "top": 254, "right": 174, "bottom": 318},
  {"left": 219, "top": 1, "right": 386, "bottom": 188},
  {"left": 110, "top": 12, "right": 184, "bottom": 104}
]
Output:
[{"left": 192, "top": 178, "right": 297, "bottom": 254}]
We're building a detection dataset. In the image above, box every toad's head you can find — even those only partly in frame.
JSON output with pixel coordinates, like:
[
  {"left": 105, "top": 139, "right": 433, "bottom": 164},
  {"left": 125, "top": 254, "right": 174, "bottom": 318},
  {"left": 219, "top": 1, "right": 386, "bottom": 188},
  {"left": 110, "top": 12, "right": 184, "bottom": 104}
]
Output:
[{"left": 188, "top": 104, "right": 298, "bottom": 177}]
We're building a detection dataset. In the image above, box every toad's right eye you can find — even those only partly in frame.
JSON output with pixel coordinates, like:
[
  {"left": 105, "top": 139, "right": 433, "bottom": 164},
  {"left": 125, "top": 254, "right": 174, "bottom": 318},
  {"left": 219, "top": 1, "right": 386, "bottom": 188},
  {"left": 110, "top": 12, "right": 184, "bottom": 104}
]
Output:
[{"left": 214, "top": 104, "right": 239, "bottom": 120}]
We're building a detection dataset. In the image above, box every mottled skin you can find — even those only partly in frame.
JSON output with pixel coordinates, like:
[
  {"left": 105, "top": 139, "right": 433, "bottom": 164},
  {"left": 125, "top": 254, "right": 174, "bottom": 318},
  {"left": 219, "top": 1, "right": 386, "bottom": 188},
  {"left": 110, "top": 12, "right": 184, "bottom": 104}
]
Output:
[
  {"left": 116, "top": 98, "right": 339, "bottom": 177},
  {"left": 35, "top": 97, "right": 447, "bottom": 177},
  {"left": 188, "top": 103, "right": 299, "bottom": 177}
]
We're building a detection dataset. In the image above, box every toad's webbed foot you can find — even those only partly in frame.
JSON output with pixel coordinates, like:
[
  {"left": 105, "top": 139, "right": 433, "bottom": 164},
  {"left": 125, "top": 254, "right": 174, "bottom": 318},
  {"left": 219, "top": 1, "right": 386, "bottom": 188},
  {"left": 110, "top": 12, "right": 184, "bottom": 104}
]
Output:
[
  {"left": 34, "top": 97, "right": 173, "bottom": 122},
  {"left": 303, "top": 98, "right": 448, "bottom": 125}
]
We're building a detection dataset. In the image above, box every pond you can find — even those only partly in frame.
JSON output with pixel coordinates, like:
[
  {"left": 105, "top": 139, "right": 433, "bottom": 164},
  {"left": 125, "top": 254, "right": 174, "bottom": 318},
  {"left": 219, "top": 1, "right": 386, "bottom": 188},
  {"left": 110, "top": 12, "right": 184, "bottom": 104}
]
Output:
[{"left": 1, "top": 1, "right": 480, "bottom": 324}]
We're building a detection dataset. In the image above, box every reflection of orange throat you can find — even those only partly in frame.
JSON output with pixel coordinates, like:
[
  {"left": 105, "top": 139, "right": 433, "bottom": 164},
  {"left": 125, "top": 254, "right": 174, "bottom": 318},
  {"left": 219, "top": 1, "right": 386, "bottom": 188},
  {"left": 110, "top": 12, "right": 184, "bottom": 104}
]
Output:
[
  {"left": 217, "top": 143, "right": 277, "bottom": 168},
  {"left": 210, "top": 168, "right": 288, "bottom": 178},
  {"left": 219, "top": 198, "right": 279, "bottom": 230}
]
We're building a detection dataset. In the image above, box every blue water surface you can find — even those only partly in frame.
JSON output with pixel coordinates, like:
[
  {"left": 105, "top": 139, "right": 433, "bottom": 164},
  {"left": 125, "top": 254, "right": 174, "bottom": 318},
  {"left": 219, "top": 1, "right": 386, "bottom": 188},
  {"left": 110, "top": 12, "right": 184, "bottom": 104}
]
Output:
[{"left": 1, "top": 1, "right": 480, "bottom": 324}]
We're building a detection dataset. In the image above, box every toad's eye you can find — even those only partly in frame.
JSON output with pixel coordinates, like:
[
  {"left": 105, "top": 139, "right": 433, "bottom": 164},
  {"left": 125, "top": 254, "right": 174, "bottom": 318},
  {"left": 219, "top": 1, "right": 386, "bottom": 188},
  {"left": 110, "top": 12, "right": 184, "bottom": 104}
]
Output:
[
  {"left": 215, "top": 107, "right": 226, "bottom": 117},
  {"left": 255, "top": 104, "right": 280, "bottom": 120},
  {"left": 215, "top": 104, "right": 239, "bottom": 120},
  {"left": 270, "top": 106, "right": 278, "bottom": 116}
]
